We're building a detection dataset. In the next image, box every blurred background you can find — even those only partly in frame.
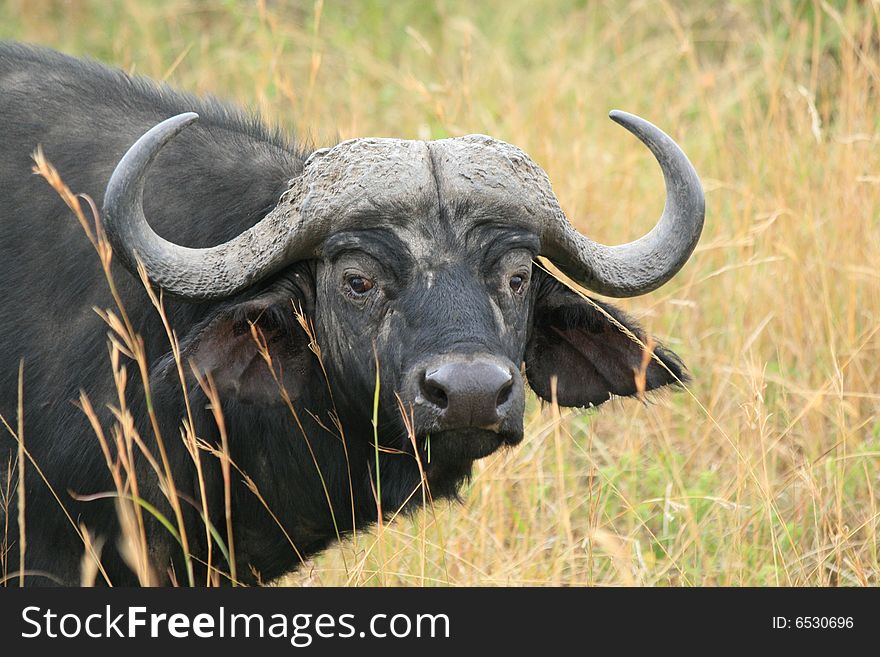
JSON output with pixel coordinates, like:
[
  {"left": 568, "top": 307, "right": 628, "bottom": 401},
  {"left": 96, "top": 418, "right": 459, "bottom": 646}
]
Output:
[{"left": 1, "top": 0, "right": 878, "bottom": 586}]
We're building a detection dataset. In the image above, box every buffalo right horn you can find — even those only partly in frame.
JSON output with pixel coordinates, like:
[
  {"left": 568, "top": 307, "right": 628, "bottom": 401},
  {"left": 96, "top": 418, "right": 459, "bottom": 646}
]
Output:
[{"left": 102, "top": 113, "right": 311, "bottom": 301}]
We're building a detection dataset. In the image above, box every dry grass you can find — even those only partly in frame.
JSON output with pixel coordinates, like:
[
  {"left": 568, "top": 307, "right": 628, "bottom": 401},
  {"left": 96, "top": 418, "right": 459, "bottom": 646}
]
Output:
[{"left": 1, "top": 0, "right": 879, "bottom": 586}]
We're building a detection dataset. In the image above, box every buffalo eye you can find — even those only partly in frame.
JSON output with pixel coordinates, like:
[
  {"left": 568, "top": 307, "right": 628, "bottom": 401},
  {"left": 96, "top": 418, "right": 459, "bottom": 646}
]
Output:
[
  {"left": 509, "top": 273, "right": 527, "bottom": 294},
  {"left": 346, "top": 274, "right": 374, "bottom": 296}
]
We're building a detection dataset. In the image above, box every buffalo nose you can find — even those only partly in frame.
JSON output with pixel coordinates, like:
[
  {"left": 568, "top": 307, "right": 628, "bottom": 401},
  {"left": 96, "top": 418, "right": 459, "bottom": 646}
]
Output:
[{"left": 420, "top": 359, "right": 515, "bottom": 430}]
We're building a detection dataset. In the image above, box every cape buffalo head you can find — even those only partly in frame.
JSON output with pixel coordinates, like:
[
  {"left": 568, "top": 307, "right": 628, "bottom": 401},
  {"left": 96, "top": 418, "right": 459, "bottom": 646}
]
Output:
[{"left": 101, "top": 111, "right": 703, "bottom": 491}]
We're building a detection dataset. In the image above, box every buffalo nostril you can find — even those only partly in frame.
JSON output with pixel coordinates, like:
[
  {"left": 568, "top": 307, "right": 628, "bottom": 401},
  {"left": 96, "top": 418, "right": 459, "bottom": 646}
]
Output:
[
  {"left": 421, "top": 371, "right": 450, "bottom": 410},
  {"left": 496, "top": 377, "right": 513, "bottom": 408}
]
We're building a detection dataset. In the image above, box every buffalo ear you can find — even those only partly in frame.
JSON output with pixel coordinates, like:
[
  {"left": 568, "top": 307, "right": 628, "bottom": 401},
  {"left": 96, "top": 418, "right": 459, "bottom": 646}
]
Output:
[
  {"left": 153, "top": 292, "right": 316, "bottom": 405},
  {"left": 524, "top": 274, "right": 687, "bottom": 408}
]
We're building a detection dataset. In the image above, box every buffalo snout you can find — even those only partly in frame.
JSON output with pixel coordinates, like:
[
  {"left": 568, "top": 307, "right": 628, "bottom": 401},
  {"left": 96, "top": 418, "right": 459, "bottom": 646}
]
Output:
[{"left": 407, "top": 355, "right": 524, "bottom": 452}]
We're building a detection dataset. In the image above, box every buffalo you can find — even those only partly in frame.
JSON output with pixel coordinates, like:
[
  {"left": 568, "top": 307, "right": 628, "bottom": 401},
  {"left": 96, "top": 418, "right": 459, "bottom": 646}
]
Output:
[{"left": 0, "top": 43, "right": 703, "bottom": 586}]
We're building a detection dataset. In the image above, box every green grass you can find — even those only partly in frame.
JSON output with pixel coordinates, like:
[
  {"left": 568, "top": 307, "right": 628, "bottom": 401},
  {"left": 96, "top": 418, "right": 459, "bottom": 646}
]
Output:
[{"left": 2, "top": 0, "right": 879, "bottom": 586}]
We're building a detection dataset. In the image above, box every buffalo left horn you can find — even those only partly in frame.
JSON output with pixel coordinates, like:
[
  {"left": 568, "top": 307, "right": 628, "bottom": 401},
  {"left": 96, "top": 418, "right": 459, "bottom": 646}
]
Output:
[{"left": 540, "top": 110, "right": 704, "bottom": 297}]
